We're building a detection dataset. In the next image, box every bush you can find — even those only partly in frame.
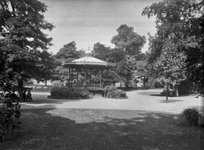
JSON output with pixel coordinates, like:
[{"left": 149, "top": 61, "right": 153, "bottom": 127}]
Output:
[
  {"left": 104, "top": 85, "right": 127, "bottom": 99},
  {"left": 52, "top": 81, "right": 63, "bottom": 87},
  {"left": 50, "top": 86, "right": 90, "bottom": 99},
  {"left": 86, "top": 87, "right": 104, "bottom": 95},
  {"left": 181, "top": 107, "right": 201, "bottom": 126},
  {"left": 178, "top": 80, "right": 198, "bottom": 95},
  {"left": 0, "top": 99, "right": 21, "bottom": 140}
]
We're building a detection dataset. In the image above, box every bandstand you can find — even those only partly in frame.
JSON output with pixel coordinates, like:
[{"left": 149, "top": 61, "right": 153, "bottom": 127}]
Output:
[{"left": 63, "top": 56, "right": 115, "bottom": 87}]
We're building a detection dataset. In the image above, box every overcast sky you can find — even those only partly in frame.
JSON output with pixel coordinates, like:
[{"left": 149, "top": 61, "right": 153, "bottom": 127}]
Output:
[{"left": 39, "top": 0, "right": 158, "bottom": 54}]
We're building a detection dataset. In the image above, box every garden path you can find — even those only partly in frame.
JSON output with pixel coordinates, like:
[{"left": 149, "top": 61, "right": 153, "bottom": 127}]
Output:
[{"left": 22, "top": 89, "right": 202, "bottom": 114}]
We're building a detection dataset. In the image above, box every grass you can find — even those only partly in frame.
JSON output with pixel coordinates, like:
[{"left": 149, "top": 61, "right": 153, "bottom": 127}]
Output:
[{"left": 0, "top": 108, "right": 203, "bottom": 150}]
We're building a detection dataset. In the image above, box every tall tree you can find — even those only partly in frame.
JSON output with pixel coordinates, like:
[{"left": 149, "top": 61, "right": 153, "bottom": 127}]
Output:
[
  {"left": 111, "top": 25, "right": 146, "bottom": 87},
  {"left": 142, "top": 0, "right": 203, "bottom": 96},
  {"left": 54, "top": 41, "right": 85, "bottom": 82},
  {"left": 91, "top": 42, "right": 110, "bottom": 61},
  {"left": 111, "top": 24, "right": 146, "bottom": 56},
  {"left": 55, "top": 41, "right": 84, "bottom": 62},
  {"left": 0, "top": 0, "right": 54, "bottom": 100}
]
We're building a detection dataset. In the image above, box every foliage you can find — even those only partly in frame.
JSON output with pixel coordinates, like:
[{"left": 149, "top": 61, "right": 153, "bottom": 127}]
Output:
[
  {"left": 142, "top": 0, "right": 204, "bottom": 95},
  {"left": 104, "top": 85, "right": 127, "bottom": 99},
  {"left": 91, "top": 42, "right": 111, "bottom": 61},
  {"left": 110, "top": 25, "right": 146, "bottom": 87},
  {"left": 154, "top": 39, "right": 187, "bottom": 86},
  {"left": 53, "top": 41, "right": 85, "bottom": 82},
  {"left": 50, "top": 86, "right": 90, "bottom": 99},
  {"left": 111, "top": 24, "right": 146, "bottom": 56},
  {"left": 52, "top": 81, "right": 63, "bottom": 87},
  {"left": 178, "top": 79, "right": 198, "bottom": 95},
  {"left": 54, "top": 41, "right": 85, "bottom": 62},
  {"left": 0, "top": 0, "right": 54, "bottom": 100},
  {"left": 181, "top": 107, "right": 201, "bottom": 126},
  {"left": 114, "top": 58, "right": 133, "bottom": 87},
  {"left": 0, "top": 97, "right": 21, "bottom": 140}
]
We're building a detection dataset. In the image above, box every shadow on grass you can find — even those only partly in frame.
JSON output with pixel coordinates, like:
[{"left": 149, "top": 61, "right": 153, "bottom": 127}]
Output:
[
  {"left": 138, "top": 91, "right": 169, "bottom": 97},
  {"left": 0, "top": 108, "right": 203, "bottom": 150},
  {"left": 159, "top": 99, "right": 183, "bottom": 103}
]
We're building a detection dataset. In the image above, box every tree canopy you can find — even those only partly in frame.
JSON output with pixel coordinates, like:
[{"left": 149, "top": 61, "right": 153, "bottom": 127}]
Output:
[
  {"left": 111, "top": 24, "right": 146, "bottom": 56},
  {"left": 142, "top": 0, "right": 203, "bottom": 95},
  {"left": 0, "top": 0, "right": 54, "bottom": 99},
  {"left": 91, "top": 42, "right": 110, "bottom": 61}
]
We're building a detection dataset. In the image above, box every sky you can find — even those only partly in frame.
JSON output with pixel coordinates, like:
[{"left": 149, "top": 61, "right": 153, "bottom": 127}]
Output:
[{"left": 39, "top": 0, "right": 158, "bottom": 54}]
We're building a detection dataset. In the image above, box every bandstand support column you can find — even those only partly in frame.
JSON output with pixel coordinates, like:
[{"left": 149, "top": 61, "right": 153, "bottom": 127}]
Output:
[
  {"left": 68, "top": 68, "right": 70, "bottom": 87},
  {"left": 84, "top": 68, "right": 87, "bottom": 88},
  {"left": 100, "top": 69, "right": 103, "bottom": 87},
  {"left": 90, "top": 69, "right": 92, "bottom": 86},
  {"left": 76, "top": 70, "right": 78, "bottom": 86},
  {"left": 71, "top": 68, "right": 73, "bottom": 87}
]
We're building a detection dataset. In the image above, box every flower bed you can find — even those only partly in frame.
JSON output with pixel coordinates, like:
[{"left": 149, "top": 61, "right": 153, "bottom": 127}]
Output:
[{"left": 49, "top": 86, "right": 90, "bottom": 99}]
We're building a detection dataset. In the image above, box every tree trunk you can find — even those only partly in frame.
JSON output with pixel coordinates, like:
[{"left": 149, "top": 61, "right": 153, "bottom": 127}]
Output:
[
  {"left": 18, "top": 78, "right": 24, "bottom": 102},
  {"left": 143, "top": 76, "right": 146, "bottom": 87},
  {"left": 175, "top": 84, "right": 179, "bottom": 97},
  {"left": 45, "top": 80, "right": 47, "bottom": 86},
  {"left": 166, "top": 85, "right": 169, "bottom": 101},
  {"left": 125, "top": 82, "right": 129, "bottom": 88}
]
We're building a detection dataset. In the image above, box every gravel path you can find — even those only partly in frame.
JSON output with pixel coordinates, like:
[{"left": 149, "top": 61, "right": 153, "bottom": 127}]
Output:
[{"left": 22, "top": 89, "right": 203, "bottom": 114}]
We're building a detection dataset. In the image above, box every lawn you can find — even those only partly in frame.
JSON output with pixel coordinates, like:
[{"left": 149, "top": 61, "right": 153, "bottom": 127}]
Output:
[{"left": 0, "top": 107, "right": 203, "bottom": 150}]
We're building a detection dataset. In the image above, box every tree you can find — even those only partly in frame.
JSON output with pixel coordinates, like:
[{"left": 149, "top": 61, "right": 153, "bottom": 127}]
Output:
[
  {"left": 142, "top": 0, "right": 203, "bottom": 97},
  {"left": 0, "top": 0, "right": 54, "bottom": 100},
  {"left": 55, "top": 41, "right": 84, "bottom": 62},
  {"left": 91, "top": 42, "right": 110, "bottom": 61},
  {"left": 54, "top": 41, "right": 85, "bottom": 82},
  {"left": 111, "top": 25, "right": 146, "bottom": 87},
  {"left": 132, "top": 53, "right": 150, "bottom": 87},
  {"left": 111, "top": 24, "right": 146, "bottom": 56}
]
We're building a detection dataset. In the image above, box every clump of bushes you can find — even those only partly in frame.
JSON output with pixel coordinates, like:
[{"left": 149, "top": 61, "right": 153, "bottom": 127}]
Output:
[
  {"left": 103, "top": 85, "right": 127, "bottom": 99},
  {"left": 86, "top": 87, "right": 104, "bottom": 95},
  {"left": 49, "top": 86, "right": 90, "bottom": 99},
  {"left": 181, "top": 107, "right": 202, "bottom": 126},
  {"left": 0, "top": 98, "right": 21, "bottom": 140}
]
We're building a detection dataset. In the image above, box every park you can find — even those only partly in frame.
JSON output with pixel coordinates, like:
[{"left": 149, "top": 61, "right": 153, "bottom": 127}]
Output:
[{"left": 0, "top": 0, "right": 204, "bottom": 150}]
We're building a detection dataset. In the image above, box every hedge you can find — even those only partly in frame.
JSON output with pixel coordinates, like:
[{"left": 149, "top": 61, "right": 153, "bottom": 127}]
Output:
[{"left": 49, "top": 86, "right": 90, "bottom": 99}]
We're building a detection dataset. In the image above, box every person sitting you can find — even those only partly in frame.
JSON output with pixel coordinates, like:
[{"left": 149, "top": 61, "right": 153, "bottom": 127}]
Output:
[
  {"left": 23, "top": 90, "right": 27, "bottom": 102},
  {"left": 10, "top": 89, "right": 18, "bottom": 102},
  {"left": 26, "top": 89, "right": 33, "bottom": 102}
]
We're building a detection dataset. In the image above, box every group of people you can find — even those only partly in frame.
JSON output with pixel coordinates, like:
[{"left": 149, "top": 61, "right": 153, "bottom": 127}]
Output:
[
  {"left": 6, "top": 89, "right": 33, "bottom": 102},
  {"left": 22, "top": 89, "right": 33, "bottom": 102}
]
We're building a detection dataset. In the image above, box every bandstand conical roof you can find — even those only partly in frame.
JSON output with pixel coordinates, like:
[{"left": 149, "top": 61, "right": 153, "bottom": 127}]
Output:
[{"left": 63, "top": 56, "right": 115, "bottom": 68}]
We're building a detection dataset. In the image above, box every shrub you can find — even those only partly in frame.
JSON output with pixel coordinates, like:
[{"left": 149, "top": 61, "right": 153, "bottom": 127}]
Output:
[
  {"left": 104, "top": 85, "right": 127, "bottom": 99},
  {"left": 0, "top": 99, "right": 21, "bottom": 140},
  {"left": 181, "top": 107, "right": 201, "bottom": 126},
  {"left": 52, "top": 81, "right": 63, "bottom": 87},
  {"left": 50, "top": 86, "right": 90, "bottom": 99},
  {"left": 178, "top": 79, "right": 198, "bottom": 95},
  {"left": 86, "top": 87, "right": 104, "bottom": 95}
]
